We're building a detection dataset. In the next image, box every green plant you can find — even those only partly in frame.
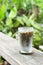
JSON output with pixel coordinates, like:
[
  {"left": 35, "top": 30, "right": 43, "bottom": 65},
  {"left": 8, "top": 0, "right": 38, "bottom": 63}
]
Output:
[
  {"left": 0, "top": 0, "right": 43, "bottom": 49},
  {"left": 0, "top": 57, "right": 2, "bottom": 63}
]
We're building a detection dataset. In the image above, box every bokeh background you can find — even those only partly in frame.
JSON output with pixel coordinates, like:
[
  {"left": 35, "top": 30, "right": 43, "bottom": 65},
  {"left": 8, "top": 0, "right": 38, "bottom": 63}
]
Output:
[
  {"left": 0, "top": 0, "right": 43, "bottom": 51},
  {"left": 0, "top": 0, "right": 43, "bottom": 63}
]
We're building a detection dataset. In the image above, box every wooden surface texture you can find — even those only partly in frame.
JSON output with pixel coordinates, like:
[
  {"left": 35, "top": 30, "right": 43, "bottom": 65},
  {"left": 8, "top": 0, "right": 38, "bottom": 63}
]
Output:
[{"left": 0, "top": 32, "right": 43, "bottom": 65}]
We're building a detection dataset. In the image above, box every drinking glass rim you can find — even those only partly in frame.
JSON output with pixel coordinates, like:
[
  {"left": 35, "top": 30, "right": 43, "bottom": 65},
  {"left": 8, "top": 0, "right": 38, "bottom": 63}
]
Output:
[{"left": 18, "top": 27, "right": 33, "bottom": 33}]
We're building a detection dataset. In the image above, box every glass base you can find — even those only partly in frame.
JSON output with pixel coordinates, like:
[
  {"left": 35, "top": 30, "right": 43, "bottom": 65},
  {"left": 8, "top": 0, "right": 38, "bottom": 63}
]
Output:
[{"left": 19, "top": 49, "right": 34, "bottom": 55}]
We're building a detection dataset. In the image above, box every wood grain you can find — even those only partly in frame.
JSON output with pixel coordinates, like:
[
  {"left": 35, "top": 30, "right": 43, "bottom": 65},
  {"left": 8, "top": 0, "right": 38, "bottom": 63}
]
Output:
[{"left": 0, "top": 32, "right": 43, "bottom": 65}]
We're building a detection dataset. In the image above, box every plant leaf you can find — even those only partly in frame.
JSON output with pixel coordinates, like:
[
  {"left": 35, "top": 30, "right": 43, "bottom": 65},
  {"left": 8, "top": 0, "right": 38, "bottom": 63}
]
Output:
[
  {"left": 6, "top": 18, "right": 13, "bottom": 28},
  {"left": 17, "top": 16, "right": 24, "bottom": 25},
  {"left": 13, "top": 21, "right": 20, "bottom": 27},
  {"left": 9, "top": 6, "right": 17, "bottom": 19}
]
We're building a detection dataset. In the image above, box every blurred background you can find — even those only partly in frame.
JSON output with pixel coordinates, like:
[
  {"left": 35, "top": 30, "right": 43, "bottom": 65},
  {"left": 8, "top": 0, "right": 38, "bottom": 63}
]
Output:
[
  {"left": 0, "top": 0, "right": 43, "bottom": 63},
  {"left": 0, "top": 0, "right": 43, "bottom": 49}
]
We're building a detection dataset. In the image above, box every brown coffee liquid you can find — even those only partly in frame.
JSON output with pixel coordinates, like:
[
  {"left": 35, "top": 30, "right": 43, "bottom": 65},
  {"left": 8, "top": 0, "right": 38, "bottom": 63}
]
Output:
[{"left": 20, "top": 32, "right": 33, "bottom": 47}]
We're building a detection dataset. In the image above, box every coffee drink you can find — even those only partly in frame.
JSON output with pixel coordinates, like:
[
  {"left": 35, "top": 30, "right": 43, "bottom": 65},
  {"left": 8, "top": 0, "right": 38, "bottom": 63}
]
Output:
[{"left": 18, "top": 27, "right": 33, "bottom": 54}]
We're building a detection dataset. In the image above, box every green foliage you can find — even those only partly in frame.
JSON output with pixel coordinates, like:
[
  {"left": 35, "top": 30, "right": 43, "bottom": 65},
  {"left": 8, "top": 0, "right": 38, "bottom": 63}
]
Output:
[
  {"left": 0, "top": 0, "right": 43, "bottom": 49},
  {"left": 0, "top": 57, "right": 2, "bottom": 63},
  {"left": 0, "top": 4, "right": 6, "bottom": 21}
]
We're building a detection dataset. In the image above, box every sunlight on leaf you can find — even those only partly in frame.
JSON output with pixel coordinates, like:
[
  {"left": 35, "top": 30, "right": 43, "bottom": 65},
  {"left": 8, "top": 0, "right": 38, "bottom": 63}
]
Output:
[
  {"left": 9, "top": 6, "right": 17, "bottom": 19},
  {"left": 0, "top": 4, "right": 6, "bottom": 21},
  {"left": 17, "top": 16, "right": 24, "bottom": 25},
  {"left": 6, "top": 18, "right": 13, "bottom": 28}
]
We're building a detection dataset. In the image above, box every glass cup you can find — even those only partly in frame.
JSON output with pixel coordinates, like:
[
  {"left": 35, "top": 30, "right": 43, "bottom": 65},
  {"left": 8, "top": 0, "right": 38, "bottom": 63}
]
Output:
[{"left": 18, "top": 27, "right": 33, "bottom": 54}]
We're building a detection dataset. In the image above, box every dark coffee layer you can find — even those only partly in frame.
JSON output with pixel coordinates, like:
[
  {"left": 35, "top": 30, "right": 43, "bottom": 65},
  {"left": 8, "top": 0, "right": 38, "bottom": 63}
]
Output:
[{"left": 20, "top": 32, "right": 33, "bottom": 47}]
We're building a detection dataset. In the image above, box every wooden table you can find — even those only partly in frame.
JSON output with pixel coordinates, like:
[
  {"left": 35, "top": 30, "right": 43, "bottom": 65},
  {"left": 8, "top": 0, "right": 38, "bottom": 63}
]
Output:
[{"left": 0, "top": 32, "right": 43, "bottom": 65}]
